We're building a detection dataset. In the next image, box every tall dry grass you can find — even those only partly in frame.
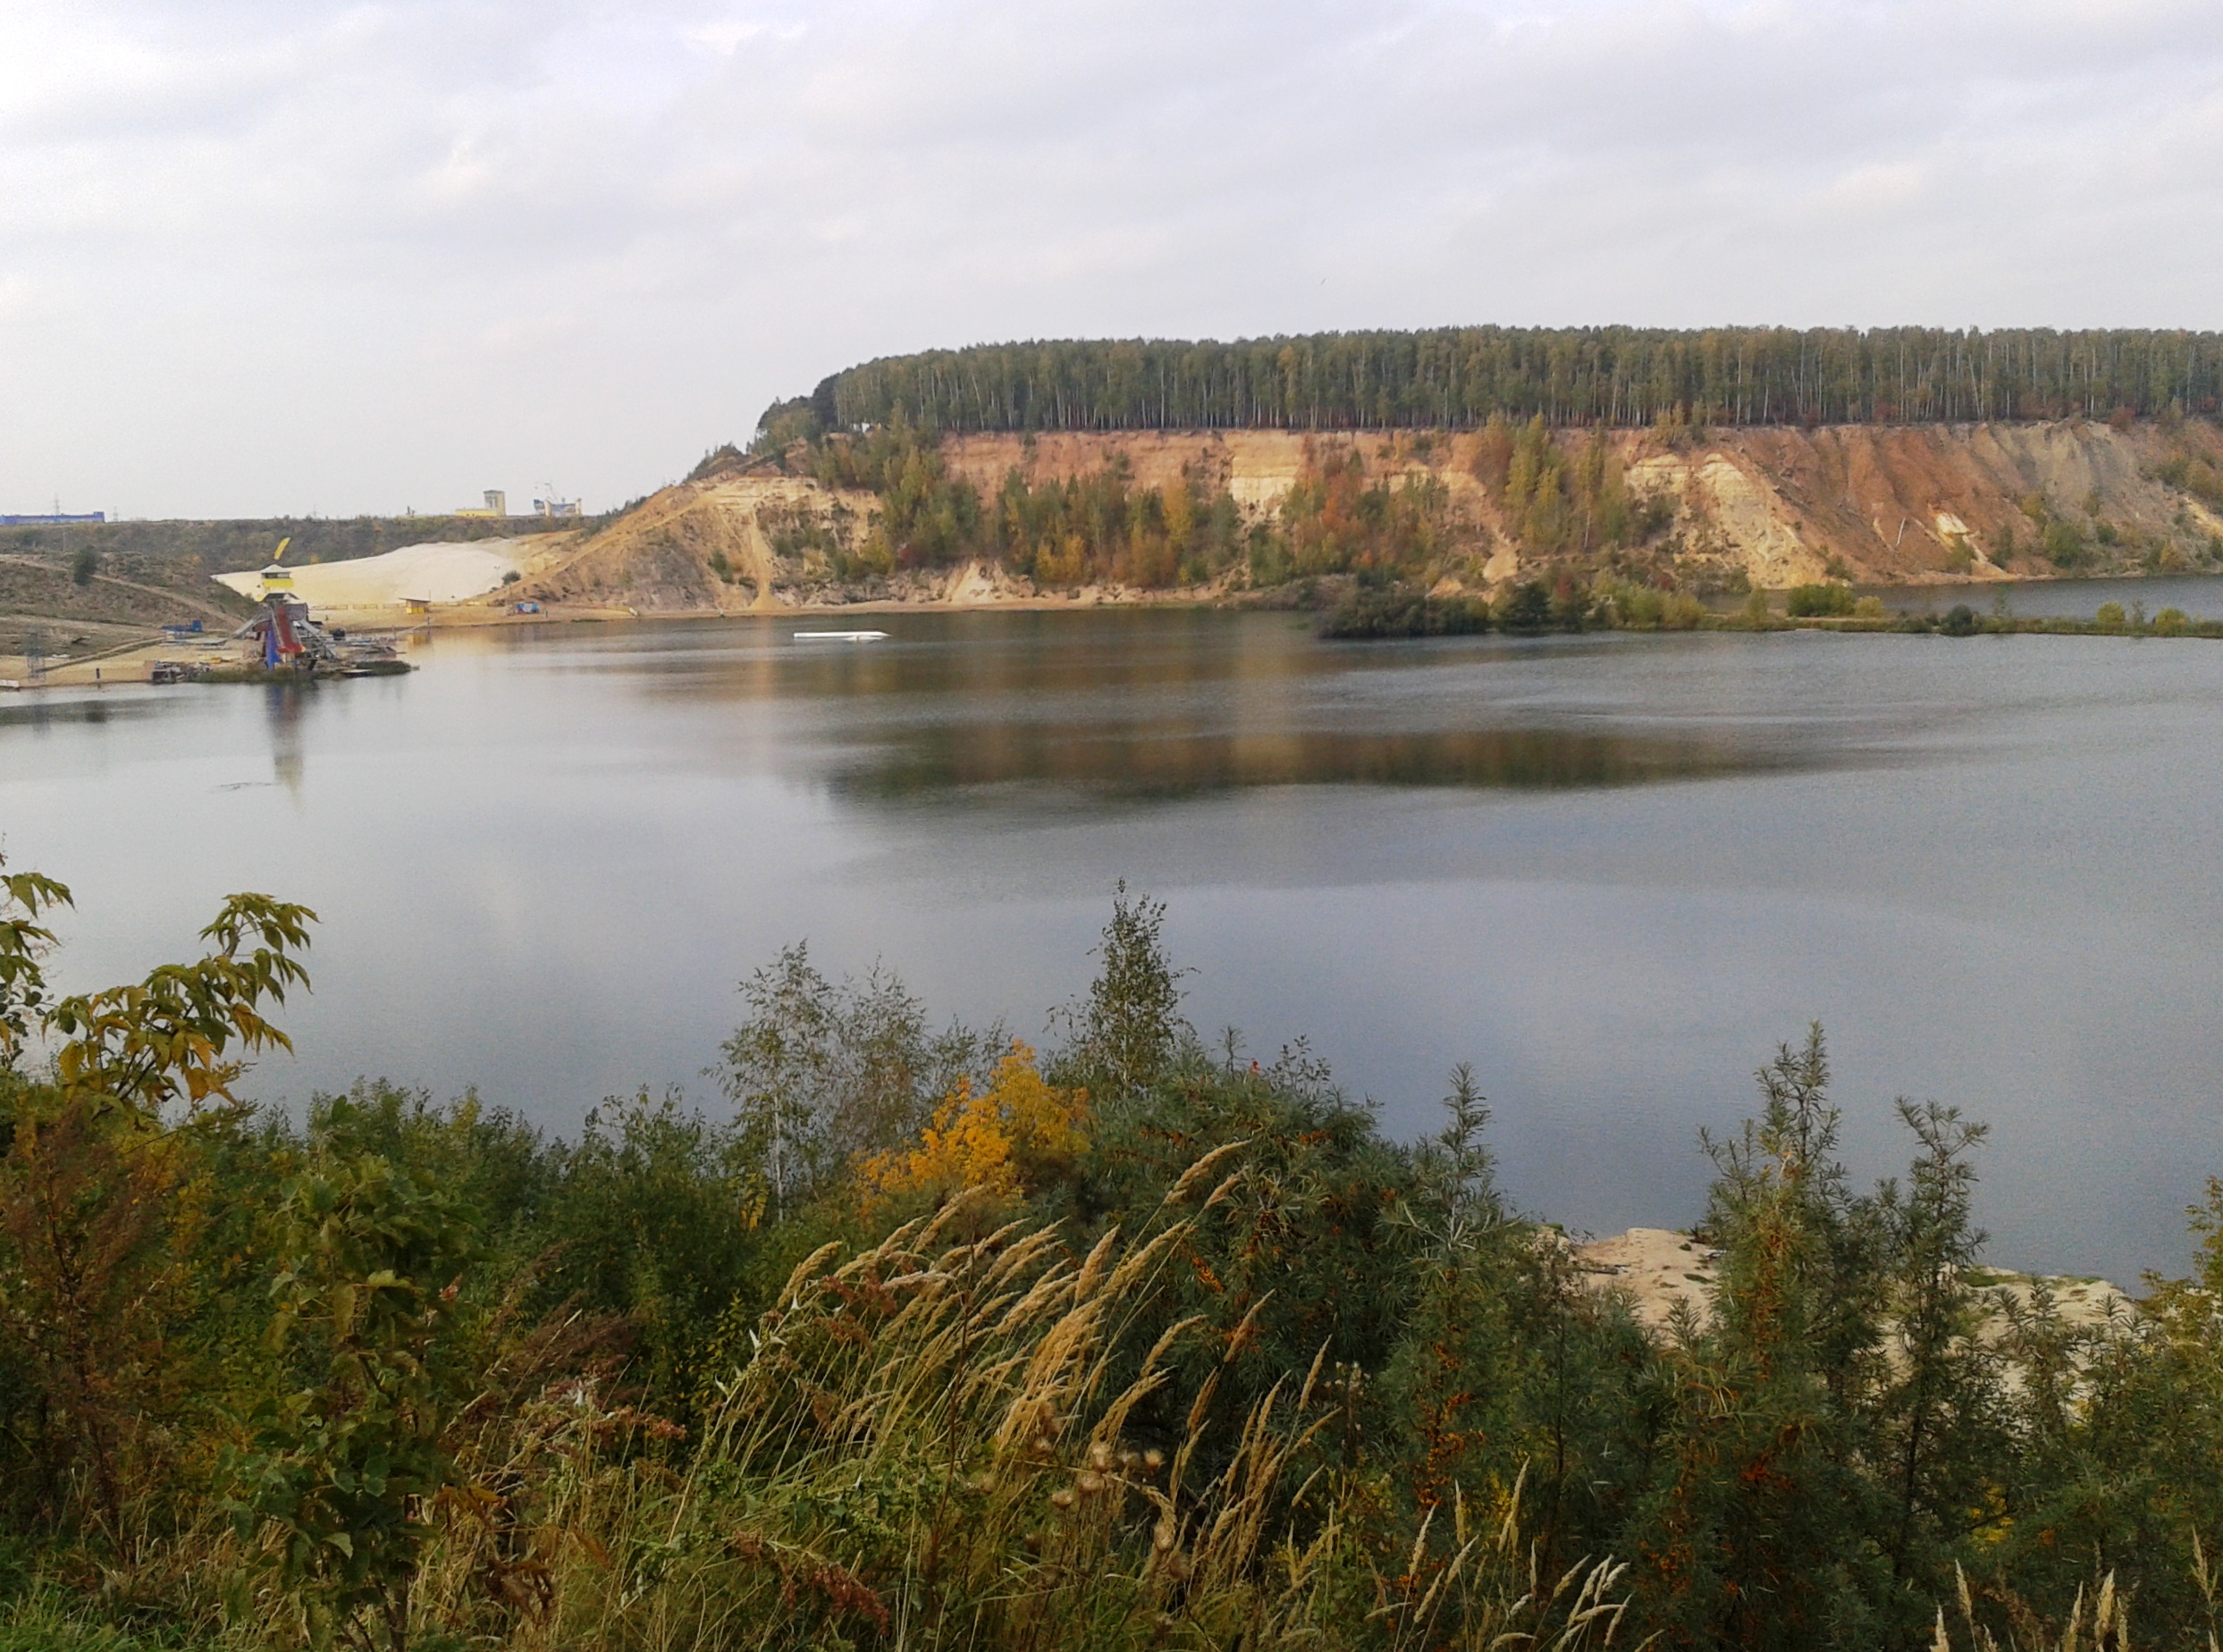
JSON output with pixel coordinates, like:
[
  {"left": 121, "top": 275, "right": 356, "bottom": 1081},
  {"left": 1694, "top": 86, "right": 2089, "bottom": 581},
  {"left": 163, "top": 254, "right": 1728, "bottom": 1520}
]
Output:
[
  {"left": 1924, "top": 1544, "right": 2222, "bottom": 1652},
  {"left": 400, "top": 1193, "right": 1645, "bottom": 1651}
]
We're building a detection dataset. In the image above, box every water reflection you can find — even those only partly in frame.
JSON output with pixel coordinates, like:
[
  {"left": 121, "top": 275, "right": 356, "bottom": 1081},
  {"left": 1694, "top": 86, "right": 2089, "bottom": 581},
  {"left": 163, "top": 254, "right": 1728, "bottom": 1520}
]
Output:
[
  {"left": 621, "top": 612, "right": 1320, "bottom": 704},
  {"left": 265, "top": 685, "right": 307, "bottom": 796},
  {"left": 594, "top": 618, "right": 1876, "bottom": 797},
  {"left": 0, "top": 692, "right": 159, "bottom": 734},
  {"left": 1880, "top": 573, "right": 2223, "bottom": 621},
  {"left": 836, "top": 721, "right": 1815, "bottom": 797}
]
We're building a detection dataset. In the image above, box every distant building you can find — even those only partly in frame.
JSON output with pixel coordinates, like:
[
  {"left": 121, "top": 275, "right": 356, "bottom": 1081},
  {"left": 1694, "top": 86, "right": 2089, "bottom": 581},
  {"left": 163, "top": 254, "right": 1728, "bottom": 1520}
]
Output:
[
  {"left": 454, "top": 489, "right": 508, "bottom": 518},
  {"left": 533, "top": 495, "right": 581, "bottom": 518},
  {"left": 0, "top": 511, "right": 105, "bottom": 525}
]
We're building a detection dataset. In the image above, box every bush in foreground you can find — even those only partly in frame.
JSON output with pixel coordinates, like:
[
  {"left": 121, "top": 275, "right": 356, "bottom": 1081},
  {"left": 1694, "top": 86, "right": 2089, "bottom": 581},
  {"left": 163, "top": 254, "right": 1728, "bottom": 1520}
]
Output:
[{"left": 5, "top": 864, "right": 2223, "bottom": 1650}]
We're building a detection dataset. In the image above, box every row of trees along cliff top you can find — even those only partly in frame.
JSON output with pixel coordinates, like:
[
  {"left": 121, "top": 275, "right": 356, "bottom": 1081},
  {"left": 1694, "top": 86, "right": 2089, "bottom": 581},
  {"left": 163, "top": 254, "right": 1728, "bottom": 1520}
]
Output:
[{"left": 754, "top": 326, "right": 2223, "bottom": 440}]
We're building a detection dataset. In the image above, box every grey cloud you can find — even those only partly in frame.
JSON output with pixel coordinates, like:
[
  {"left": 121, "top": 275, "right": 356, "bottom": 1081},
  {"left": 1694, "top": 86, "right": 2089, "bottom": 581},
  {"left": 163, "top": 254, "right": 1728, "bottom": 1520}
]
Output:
[{"left": 2, "top": 0, "right": 2220, "bottom": 517}]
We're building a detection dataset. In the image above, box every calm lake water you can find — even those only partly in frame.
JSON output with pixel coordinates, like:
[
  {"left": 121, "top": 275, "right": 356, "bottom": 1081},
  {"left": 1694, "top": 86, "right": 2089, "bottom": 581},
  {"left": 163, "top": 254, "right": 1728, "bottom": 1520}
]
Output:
[
  {"left": 1880, "top": 572, "right": 2223, "bottom": 620},
  {"left": 5, "top": 606, "right": 2223, "bottom": 1283}
]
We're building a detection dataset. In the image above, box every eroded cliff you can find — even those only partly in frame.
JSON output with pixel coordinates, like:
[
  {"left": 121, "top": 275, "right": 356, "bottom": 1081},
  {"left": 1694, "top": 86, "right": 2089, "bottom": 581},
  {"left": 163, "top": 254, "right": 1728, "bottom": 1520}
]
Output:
[{"left": 497, "top": 419, "right": 2223, "bottom": 615}]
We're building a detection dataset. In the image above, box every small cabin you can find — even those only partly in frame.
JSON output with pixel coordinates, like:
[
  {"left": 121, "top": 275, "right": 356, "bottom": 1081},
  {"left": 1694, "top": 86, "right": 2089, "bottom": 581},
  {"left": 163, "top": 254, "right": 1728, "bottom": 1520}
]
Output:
[{"left": 399, "top": 596, "right": 432, "bottom": 616}]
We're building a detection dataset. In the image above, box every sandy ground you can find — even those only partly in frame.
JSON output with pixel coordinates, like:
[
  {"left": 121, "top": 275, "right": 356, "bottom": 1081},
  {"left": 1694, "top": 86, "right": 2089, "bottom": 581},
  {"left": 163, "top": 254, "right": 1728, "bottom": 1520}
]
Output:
[
  {"left": 214, "top": 540, "right": 528, "bottom": 610},
  {"left": 1572, "top": 1227, "right": 2132, "bottom": 1342},
  {"left": 1, "top": 635, "right": 223, "bottom": 687},
  {"left": 1574, "top": 1228, "right": 1723, "bottom": 1333}
]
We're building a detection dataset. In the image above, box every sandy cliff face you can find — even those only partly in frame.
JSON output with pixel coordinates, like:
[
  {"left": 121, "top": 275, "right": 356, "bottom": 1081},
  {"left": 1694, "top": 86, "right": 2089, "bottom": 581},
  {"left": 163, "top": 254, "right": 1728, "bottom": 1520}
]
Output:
[
  {"left": 938, "top": 430, "right": 1316, "bottom": 514},
  {"left": 499, "top": 419, "right": 2223, "bottom": 614},
  {"left": 510, "top": 474, "right": 1049, "bottom": 614},
  {"left": 1664, "top": 420, "right": 2223, "bottom": 580}
]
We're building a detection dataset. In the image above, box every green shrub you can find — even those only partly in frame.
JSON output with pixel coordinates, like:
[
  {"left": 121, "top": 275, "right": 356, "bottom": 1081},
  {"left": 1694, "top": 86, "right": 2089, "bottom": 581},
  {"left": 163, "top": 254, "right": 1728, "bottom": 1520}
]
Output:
[
  {"left": 230, "top": 1134, "right": 484, "bottom": 1652},
  {"left": 1613, "top": 583, "right": 1665, "bottom": 628},
  {"left": 1786, "top": 582, "right": 1856, "bottom": 617},
  {"left": 2044, "top": 518, "right": 2089, "bottom": 568},
  {"left": 1496, "top": 580, "right": 1555, "bottom": 631}
]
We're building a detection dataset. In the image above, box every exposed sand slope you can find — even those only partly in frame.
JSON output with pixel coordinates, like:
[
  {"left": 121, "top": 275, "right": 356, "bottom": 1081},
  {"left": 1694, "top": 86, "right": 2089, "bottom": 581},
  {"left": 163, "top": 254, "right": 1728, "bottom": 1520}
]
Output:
[
  {"left": 512, "top": 476, "right": 855, "bottom": 613},
  {"left": 940, "top": 429, "right": 1322, "bottom": 515},
  {"left": 509, "top": 470, "right": 1232, "bottom": 616},
  {"left": 946, "top": 421, "right": 2223, "bottom": 589},
  {"left": 214, "top": 540, "right": 534, "bottom": 609},
  {"left": 1574, "top": 1228, "right": 1723, "bottom": 1334},
  {"left": 1573, "top": 1227, "right": 2131, "bottom": 1348},
  {"left": 501, "top": 419, "right": 2223, "bottom": 615}
]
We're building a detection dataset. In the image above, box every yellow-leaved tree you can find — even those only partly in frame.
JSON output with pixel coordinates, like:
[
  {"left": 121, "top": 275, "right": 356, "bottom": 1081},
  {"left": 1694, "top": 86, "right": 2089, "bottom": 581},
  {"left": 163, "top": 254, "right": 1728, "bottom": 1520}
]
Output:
[{"left": 859, "top": 1041, "right": 1085, "bottom": 1202}]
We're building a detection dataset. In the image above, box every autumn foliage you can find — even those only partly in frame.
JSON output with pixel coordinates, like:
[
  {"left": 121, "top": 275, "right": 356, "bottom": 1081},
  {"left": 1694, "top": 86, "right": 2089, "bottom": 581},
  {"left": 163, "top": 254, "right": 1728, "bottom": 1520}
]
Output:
[{"left": 857, "top": 1040, "right": 1086, "bottom": 1202}]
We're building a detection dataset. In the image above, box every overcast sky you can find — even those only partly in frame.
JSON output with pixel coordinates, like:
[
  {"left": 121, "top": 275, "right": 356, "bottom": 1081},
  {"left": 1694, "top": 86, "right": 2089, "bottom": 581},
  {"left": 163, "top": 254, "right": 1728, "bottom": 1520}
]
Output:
[{"left": 4, "top": 0, "right": 2221, "bottom": 518}]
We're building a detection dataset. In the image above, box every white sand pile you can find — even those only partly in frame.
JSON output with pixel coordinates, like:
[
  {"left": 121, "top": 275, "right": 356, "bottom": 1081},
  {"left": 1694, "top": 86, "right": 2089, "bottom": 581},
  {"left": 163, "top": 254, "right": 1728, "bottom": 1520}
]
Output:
[
  {"left": 214, "top": 540, "right": 525, "bottom": 610},
  {"left": 1573, "top": 1226, "right": 2133, "bottom": 1343},
  {"left": 1576, "top": 1228, "right": 1722, "bottom": 1332}
]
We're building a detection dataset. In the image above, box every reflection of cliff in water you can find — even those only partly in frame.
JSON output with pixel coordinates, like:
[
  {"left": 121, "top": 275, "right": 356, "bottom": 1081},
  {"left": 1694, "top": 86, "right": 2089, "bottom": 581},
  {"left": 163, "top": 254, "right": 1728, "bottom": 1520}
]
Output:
[
  {"left": 611, "top": 614, "right": 1912, "bottom": 801},
  {"left": 0, "top": 695, "right": 152, "bottom": 735},
  {"left": 830, "top": 720, "right": 1831, "bottom": 799}
]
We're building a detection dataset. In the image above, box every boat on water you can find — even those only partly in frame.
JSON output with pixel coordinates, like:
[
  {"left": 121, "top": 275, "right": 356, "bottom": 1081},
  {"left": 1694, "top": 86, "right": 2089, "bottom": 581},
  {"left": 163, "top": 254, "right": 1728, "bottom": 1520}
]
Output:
[{"left": 791, "top": 630, "right": 889, "bottom": 643}]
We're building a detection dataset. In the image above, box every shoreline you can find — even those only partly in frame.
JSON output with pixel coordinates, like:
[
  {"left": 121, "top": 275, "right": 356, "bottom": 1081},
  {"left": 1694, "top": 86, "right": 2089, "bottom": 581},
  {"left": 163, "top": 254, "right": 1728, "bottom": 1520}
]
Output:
[{"left": 9, "top": 571, "right": 2223, "bottom": 688}]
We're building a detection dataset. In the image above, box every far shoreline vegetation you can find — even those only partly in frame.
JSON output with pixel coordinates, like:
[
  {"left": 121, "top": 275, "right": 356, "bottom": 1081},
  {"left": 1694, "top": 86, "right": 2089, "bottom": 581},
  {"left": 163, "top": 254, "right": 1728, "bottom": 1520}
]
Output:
[
  {"left": 5, "top": 866, "right": 2223, "bottom": 1652},
  {"left": 1318, "top": 577, "right": 2223, "bottom": 640}
]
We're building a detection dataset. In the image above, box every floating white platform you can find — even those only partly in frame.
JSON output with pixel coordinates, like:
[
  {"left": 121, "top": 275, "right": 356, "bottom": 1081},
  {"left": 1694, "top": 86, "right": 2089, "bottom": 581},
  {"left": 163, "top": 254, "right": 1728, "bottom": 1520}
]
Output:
[{"left": 791, "top": 630, "right": 889, "bottom": 643}]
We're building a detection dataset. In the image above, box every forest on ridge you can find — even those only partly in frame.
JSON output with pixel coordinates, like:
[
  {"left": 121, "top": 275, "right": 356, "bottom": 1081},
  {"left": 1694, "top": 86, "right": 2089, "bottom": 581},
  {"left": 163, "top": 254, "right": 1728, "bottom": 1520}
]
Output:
[{"left": 795, "top": 328, "right": 2223, "bottom": 436}]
